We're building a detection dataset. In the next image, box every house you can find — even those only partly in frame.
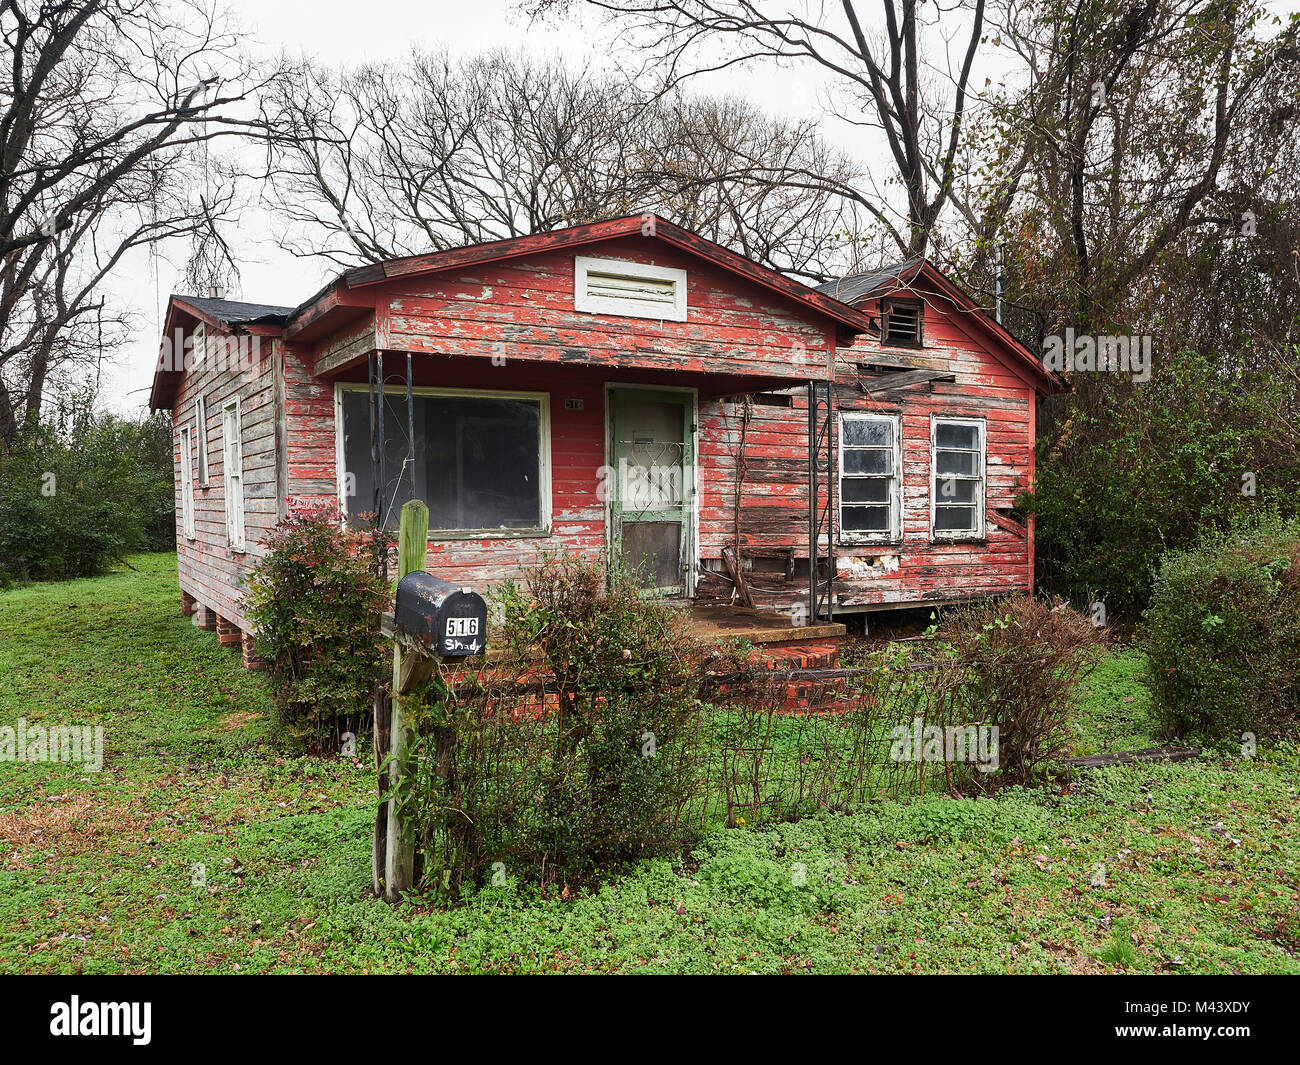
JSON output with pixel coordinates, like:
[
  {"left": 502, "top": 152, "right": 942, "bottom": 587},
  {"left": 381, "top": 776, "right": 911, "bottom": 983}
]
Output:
[{"left": 149, "top": 215, "right": 1058, "bottom": 663}]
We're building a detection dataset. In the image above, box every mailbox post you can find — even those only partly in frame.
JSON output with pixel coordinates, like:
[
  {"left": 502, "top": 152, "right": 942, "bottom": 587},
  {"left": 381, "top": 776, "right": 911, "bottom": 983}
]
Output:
[{"left": 375, "top": 499, "right": 488, "bottom": 901}]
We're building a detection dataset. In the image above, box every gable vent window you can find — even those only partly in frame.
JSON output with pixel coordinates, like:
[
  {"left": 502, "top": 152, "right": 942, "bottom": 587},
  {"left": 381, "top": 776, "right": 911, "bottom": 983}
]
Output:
[
  {"left": 191, "top": 322, "right": 207, "bottom": 367},
  {"left": 575, "top": 256, "right": 687, "bottom": 322},
  {"left": 881, "top": 299, "right": 923, "bottom": 347}
]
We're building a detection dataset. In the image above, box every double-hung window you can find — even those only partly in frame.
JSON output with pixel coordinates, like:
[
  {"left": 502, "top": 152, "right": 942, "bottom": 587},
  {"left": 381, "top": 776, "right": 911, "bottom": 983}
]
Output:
[
  {"left": 839, "top": 413, "right": 901, "bottom": 542},
  {"left": 179, "top": 426, "right": 195, "bottom": 540},
  {"left": 931, "top": 416, "right": 985, "bottom": 539},
  {"left": 222, "top": 398, "right": 245, "bottom": 552}
]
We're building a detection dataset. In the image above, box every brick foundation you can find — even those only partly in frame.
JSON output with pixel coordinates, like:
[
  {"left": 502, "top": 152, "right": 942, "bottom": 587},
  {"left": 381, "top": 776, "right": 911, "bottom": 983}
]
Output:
[
  {"left": 240, "top": 630, "right": 266, "bottom": 670},
  {"left": 194, "top": 604, "right": 218, "bottom": 631},
  {"left": 181, "top": 592, "right": 196, "bottom": 617},
  {"left": 215, "top": 615, "right": 242, "bottom": 648}
]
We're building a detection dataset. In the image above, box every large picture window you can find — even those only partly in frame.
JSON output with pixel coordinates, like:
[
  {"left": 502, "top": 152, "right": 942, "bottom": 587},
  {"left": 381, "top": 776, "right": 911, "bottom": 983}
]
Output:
[
  {"left": 931, "top": 416, "right": 985, "bottom": 540},
  {"left": 339, "top": 387, "right": 549, "bottom": 535},
  {"left": 839, "top": 413, "right": 900, "bottom": 542}
]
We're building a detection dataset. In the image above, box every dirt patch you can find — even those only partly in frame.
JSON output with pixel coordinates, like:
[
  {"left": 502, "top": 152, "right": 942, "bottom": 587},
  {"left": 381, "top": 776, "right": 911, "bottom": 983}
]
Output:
[
  {"left": 217, "top": 710, "right": 264, "bottom": 731},
  {"left": 0, "top": 794, "right": 149, "bottom": 866}
]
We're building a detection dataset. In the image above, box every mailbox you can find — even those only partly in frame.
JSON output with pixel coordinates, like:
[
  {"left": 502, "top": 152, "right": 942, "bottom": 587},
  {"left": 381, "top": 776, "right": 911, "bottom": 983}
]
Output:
[{"left": 394, "top": 572, "right": 488, "bottom": 658}]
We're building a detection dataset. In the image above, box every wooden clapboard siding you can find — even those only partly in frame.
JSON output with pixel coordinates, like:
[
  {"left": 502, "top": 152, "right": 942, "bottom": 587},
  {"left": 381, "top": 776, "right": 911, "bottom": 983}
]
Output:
[
  {"left": 156, "top": 221, "right": 1045, "bottom": 629},
  {"left": 376, "top": 237, "right": 837, "bottom": 382},
  {"left": 172, "top": 333, "right": 280, "bottom": 632},
  {"left": 696, "top": 279, "right": 1038, "bottom": 612},
  {"left": 304, "top": 235, "right": 843, "bottom": 596}
]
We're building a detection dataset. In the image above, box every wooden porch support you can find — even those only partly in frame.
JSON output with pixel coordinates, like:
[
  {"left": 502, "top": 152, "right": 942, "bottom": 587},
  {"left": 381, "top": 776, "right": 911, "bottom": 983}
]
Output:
[{"left": 807, "top": 380, "right": 835, "bottom": 623}]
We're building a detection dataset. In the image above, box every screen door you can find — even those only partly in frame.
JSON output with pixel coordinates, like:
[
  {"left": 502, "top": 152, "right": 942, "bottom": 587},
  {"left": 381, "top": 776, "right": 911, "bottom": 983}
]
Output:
[{"left": 610, "top": 388, "right": 694, "bottom": 594}]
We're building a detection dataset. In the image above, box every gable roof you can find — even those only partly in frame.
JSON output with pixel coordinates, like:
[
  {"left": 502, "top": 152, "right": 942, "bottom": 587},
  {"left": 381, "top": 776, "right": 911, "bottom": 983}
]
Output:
[
  {"left": 815, "top": 259, "right": 925, "bottom": 305},
  {"left": 283, "top": 213, "right": 874, "bottom": 342},
  {"left": 149, "top": 295, "right": 297, "bottom": 410},
  {"left": 817, "top": 258, "right": 1062, "bottom": 394}
]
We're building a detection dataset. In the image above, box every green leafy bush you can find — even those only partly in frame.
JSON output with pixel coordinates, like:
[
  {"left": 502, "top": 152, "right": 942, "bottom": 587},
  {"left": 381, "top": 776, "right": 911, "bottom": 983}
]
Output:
[
  {"left": 0, "top": 390, "right": 172, "bottom": 583},
  {"left": 1143, "top": 513, "right": 1300, "bottom": 742},
  {"left": 1029, "top": 349, "right": 1300, "bottom": 620},
  {"left": 245, "top": 503, "right": 391, "bottom": 750}
]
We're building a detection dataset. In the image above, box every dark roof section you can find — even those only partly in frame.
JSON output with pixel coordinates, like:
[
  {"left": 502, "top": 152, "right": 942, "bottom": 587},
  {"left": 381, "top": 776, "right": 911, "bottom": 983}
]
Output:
[
  {"left": 815, "top": 259, "right": 924, "bottom": 304},
  {"left": 173, "top": 295, "right": 294, "bottom": 327}
]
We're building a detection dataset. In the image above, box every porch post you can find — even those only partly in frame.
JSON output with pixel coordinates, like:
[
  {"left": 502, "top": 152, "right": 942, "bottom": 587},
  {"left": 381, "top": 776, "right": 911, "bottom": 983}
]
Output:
[{"left": 807, "top": 380, "right": 818, "bottom": 624}]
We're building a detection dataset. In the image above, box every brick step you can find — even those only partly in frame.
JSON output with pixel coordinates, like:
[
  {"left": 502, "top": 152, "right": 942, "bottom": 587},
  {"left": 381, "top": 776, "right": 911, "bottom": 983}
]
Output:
[{"left": 749, "top": 640, "right": 841, "bottom": 672}]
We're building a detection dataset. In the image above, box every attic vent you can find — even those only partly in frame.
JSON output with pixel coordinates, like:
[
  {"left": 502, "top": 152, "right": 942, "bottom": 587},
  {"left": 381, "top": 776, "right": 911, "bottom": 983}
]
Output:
[
  {"left": 575, "top": 256, "right": 687, "bottom": 322},
  {"left": 881, "top": 299, "right": 923, "bottom": 347}
]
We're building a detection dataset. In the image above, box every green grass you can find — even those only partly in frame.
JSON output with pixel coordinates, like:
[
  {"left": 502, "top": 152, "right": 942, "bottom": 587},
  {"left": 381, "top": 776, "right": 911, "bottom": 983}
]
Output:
[{"left": 2, "top": 554, "right": 1298, "bottom": 973}]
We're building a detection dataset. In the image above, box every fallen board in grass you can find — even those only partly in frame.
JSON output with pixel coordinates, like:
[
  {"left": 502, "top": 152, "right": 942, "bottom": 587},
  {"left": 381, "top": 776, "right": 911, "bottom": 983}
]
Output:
[{"left": 1063, "top": 747, "right": 1203, "bottom": 770}]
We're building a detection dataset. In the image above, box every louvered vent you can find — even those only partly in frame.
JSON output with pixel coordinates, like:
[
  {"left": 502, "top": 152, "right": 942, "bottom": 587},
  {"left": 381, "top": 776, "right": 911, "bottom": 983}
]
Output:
[
  {"left": 586, "top": 269, "right": 677, "bottom": 310},
  {"left": 574, "top": 256, "right": 688, "bottom": 321},
  {"left": 882, "top": 300, "right": 923, "bottom": 346}
]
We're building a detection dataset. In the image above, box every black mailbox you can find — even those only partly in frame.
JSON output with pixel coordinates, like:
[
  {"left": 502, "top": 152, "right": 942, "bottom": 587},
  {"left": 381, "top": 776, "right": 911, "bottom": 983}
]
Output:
[{"left": 394, "top": 572, "right": 488, "bottom": 658}]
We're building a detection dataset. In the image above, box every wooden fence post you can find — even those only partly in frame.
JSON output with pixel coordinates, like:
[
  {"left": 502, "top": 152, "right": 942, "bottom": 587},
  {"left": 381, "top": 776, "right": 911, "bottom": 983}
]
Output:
[{"left": 381, "top": 499, "right": 428, "bottom": 901}]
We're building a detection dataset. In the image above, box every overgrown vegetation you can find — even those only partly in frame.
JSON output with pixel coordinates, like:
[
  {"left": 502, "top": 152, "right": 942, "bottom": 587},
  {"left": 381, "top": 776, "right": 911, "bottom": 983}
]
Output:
[
  {"left": 4, "top": 554, "right": 1300, "bottom": 974},
  {"left": 936, "top": 597, "right": 1106, "bottom": 783},
  {"left": 245, "top": 504, "right": 390, "bottom": 751},
  {"left": 397, "top": 558, "right": 1105, "bottom": 894},
  {"left": 1028, "top": 351, "right": 1300, "bottom": 620},
  {"left": 1143, "top": 512, "right": 1300, "bottom": 743},
  {"left": 405, "top": 555, "right": 719, "bottom": 891},
  {"left": 0, "top": 388, "right": 175, "bottom": 585}
]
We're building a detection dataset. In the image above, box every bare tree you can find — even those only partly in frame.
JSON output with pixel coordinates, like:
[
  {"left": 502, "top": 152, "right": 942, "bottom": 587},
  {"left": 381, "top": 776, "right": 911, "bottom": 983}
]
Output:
[
  {"left": 529, "top": 0, "right": 990, "bottom": 258},
  {"left": 0, "top": 0, "right": 264, "bottom": 445},
  {"left": 971, "top": 0, "right": 1299, "bottom": 332},
  {"left": 260, "top": 48, "right": 866, "bottom": 280}
]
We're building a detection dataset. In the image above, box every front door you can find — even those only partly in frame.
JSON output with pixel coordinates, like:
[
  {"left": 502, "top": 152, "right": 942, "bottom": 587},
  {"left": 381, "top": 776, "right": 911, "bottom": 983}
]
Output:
[{"left": 609, "top": 388, "right": 694, "bottom": 595}]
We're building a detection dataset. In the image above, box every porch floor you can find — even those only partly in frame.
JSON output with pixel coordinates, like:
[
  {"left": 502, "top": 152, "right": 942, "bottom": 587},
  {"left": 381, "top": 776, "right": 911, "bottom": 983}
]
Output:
[{"left": 683, "top": 603, "right": 845, "bottom": 646}]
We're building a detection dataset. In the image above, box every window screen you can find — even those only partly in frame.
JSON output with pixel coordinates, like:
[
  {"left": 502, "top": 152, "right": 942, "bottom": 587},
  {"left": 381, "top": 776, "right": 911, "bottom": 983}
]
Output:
[
  {"left": 342, "top": 391, "right": 544, "bottom": 533},
  {"left": 840, "top": 414, "right": 899, "bottom": 539},
  {"left": 932, "top": 418, "right": 984, "bottom": 537}
]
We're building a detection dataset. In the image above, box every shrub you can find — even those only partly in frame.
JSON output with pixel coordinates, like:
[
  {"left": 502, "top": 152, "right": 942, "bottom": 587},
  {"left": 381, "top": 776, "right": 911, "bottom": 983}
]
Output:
[
  {"left": 1029, "top": 349, "right": 1300, "bottom": 620},
  {"left": 406, "top": 553, "right": 712, "bottom": 891},
  {"left": 0, "top": 391, "right": 171, "bottom": 583},
  {"left": 244, "top": 503, "right": 391, "bottom": 750},
  {"left": 1143, "top": 513, "right": 1300, "bottom": 742},
  {"left": 937, "top": 597, "right": 1104, "bottom": 783}
]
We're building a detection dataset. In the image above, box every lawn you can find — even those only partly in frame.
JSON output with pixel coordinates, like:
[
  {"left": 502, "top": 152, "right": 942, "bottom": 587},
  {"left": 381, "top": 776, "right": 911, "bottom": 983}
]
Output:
[{"left": 2, "top": 553, "right": 1298, "bottom": 974}]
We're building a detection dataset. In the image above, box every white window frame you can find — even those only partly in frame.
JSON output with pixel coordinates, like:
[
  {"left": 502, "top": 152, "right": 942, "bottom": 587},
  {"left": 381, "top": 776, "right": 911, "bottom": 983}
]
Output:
[
  {"left": 838, "top": 412, "right": 902, "bottom": 544},
  {"left": 222, "top": 397, "right": 246, "bottom": 552},
  {"left": 191, "top": 322, "right": 206, "bottom": 369},
  {"left": 195, "top": 395, "right": 209, "bottom": 487},
  {"left": 334, "top": 384, "right": 552, "bottom": 539},
  {"left": 179, "top": 425, "right": 195, "bottom": 540},
  {"left": 574, "top": 255, "right": 688, "bottom": 322},
  {"left": 930, "top": 415, "right": 986, "bottom": 541}
]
